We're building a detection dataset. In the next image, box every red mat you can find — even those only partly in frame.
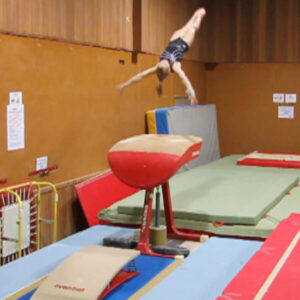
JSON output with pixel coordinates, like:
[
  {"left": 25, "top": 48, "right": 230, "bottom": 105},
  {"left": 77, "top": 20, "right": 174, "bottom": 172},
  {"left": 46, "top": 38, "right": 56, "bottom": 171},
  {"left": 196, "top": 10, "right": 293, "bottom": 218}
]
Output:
[
  {"left": 217, "top": 213, "right": 300, "bottom": 300},
  {"left": 237, "top": 151, "right": 300, "bottom": 168},
  {"left": 75, "top": 170, "right": 138, "bottom": 226}
]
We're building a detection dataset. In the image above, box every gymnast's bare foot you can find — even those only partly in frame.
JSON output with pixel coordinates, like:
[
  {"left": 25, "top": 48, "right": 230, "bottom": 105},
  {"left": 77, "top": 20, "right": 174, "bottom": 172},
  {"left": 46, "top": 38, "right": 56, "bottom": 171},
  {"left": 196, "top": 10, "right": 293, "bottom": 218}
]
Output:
[{"left": 197, "top": 8, "right": 206, "bottom": 17}]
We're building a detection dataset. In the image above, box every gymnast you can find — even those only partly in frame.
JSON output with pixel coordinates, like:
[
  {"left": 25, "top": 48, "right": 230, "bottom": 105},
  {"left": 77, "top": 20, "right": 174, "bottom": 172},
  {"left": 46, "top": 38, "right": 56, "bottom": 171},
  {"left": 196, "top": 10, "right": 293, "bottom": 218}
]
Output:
[{"left": 118, "top": 8, "right": 206, "bottom": 105}]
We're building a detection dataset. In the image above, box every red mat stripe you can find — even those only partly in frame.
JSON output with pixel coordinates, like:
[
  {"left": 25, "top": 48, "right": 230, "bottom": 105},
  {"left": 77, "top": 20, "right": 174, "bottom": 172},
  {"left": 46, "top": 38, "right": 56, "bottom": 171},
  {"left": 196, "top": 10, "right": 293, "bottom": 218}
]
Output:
[
  {"left": 237, "top": 157, "right": 300, "bottom": 168},
  {"left": 262, "top": 236, "right": 300, "bottom": 299}
]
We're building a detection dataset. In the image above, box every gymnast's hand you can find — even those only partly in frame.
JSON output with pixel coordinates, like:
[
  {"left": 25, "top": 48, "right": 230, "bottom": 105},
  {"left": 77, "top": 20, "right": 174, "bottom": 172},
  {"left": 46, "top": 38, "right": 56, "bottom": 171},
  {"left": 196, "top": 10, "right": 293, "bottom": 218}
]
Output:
[
  {"left": 117, "top": 84, "right": 124, "bottom": 96},
  {"left": 190, "top": 96, "right": 198, "bottom": 105}
]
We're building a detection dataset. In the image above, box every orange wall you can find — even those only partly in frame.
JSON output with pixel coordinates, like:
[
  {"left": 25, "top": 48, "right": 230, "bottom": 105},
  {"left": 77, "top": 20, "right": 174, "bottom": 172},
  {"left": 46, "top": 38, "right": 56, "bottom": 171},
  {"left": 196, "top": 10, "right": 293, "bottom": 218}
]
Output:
[
  {"left": 206, "top": 63, "right": 300, "bottom": 156},
  {"left": 2, "top": 33, "right": 298, "bottom": 183},
  {"left": 0, "top": 34, "right": 206, "bottom": 184}
]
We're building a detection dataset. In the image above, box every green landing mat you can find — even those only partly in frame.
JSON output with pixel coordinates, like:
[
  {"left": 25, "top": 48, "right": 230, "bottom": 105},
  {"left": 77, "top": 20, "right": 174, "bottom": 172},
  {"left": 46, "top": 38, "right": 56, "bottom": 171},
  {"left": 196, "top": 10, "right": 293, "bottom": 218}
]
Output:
[
  {"left": 99, "top": 184, "right": 300, "bottom": 238},
  {"left": 98, "top": 155, "right": 300, "bottom": 235}
]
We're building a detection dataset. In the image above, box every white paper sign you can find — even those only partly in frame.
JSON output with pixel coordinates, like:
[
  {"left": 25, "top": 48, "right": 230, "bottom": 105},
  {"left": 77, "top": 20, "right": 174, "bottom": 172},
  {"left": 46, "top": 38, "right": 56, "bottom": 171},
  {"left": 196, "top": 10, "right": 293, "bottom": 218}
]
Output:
[
  {"left": 9, "top": 91, "right": 23, "bottom": 105},
  {"left": 7, "top": 104, "right": 25, "bottom": 151},
  {"left": 273, "top": 93, "right": 284, "bottom": 103},
  {"left": 285, "top": 93, "right": 297, "bottom": 104},
  {"left": 278, "top": 106, "right": 294, "bottom": 119},
  {"left": 36, "top": 156, "right": 48, "bottom": 171}
]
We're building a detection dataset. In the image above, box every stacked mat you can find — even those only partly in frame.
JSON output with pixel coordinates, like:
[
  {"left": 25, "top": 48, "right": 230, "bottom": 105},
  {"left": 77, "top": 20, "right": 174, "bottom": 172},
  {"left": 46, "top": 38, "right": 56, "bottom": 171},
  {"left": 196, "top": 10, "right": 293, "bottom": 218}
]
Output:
[
  {"left": 98, "top": 155, "right": 300, "bottom": 238},
  {"left": 146, "top": 104, "right": 220, "bottom": 171}
]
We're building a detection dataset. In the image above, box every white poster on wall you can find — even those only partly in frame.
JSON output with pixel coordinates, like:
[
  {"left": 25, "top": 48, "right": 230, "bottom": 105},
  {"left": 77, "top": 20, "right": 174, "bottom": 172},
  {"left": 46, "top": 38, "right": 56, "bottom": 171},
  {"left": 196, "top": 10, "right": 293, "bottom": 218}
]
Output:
[
  {"left": 36, "top": 156, "right": 48, "bottom": 171},
  {"left": 7, "top": 93, "right": 25, "bottom": 151},
  {"left": 278, "top": 106, "right": 294, "bottom": 119}
]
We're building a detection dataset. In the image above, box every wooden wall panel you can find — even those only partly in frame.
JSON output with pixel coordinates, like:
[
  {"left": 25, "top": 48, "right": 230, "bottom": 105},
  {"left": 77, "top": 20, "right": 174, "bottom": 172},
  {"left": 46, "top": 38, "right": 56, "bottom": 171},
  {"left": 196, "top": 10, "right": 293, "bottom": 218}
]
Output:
[
  {"left": 165, "top": 0, "right": 189, "bottom": 45},
  {"left": 0, "top": 0, "right": 208, "bottom": 60},
  {"left": 1, "top": 0, "right": 300, "bottom": 62},
  {"left": 141, "top": 0, "right": 206, "bottom": 61},
  {"left": 206, "top": 64, "right": 300, "bottom": 156},
  {"left": 141, "top": 0, "right": 300, "bottom": 62},
  {"left": 198, "top": 0, "right": 247, "bottom": 61},
  {"left": 0, "top": 0, "right": 133, "bottom": 50},
  {"left": 141, "top": 0, "right": 168, "bottom": 56},
  {"left": 199, "top": 0, "right": 300, "bottom": 62}
]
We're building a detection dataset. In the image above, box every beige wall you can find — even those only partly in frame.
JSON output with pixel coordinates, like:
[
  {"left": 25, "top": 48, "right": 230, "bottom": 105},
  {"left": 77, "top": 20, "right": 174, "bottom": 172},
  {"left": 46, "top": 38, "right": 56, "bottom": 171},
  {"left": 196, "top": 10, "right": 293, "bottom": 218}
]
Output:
[{"left": 206, "top": 63, "right": 300, "bottom": 156}]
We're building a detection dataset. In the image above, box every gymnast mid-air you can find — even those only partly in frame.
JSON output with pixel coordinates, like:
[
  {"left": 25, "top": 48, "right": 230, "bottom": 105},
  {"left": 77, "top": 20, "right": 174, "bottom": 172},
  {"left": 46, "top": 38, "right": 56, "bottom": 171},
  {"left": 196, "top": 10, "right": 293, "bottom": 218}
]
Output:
[{"left": 118, "top": 8, "right": 206, "bottom": 105}]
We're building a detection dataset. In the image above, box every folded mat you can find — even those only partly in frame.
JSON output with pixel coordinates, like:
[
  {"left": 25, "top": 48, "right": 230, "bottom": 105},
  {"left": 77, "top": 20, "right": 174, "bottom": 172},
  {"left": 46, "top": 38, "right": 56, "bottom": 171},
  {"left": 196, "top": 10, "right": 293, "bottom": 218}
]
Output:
[
  {"left": 98, "top": 155, "right": 300, "bottom": 229},
  {"left": 237, "top": 151, "right": 300, "bottom": 168}
]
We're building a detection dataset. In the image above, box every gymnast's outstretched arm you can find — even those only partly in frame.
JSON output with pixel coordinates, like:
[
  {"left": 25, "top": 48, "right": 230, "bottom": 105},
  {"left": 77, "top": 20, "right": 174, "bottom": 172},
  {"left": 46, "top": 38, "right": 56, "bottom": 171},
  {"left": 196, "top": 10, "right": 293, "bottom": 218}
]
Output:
[
  {"left": 118, "top": 65, "right": 158, "bottom": 94},
  {"left": 172, "top": 62, "right": 197, "bottom": 105}
]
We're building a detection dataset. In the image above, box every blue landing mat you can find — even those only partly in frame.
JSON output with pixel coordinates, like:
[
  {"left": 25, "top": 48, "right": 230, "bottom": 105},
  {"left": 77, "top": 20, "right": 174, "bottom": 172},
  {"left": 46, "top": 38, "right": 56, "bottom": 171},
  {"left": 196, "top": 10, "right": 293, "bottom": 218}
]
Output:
[
  {"left": 141, "top": 237, "right": 262, "bottom": 300},
  {"left": 1, "top": 225, "right": 263, "bottom": 300}
]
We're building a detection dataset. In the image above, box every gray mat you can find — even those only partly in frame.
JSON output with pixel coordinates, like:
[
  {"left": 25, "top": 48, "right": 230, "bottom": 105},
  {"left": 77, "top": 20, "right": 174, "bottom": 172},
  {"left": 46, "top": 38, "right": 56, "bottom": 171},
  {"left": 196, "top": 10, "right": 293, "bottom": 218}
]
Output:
[{"left": 167, "top": 104, "right": 220, "bottom": 171}]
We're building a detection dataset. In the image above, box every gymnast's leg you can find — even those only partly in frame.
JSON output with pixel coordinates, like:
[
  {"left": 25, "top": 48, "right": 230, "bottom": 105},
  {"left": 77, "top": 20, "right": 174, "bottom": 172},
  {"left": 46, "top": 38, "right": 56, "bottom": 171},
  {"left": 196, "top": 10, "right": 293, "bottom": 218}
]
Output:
[{"left": 170, "top": 8, "right": 206, "bottom": 47}]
